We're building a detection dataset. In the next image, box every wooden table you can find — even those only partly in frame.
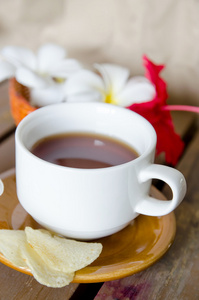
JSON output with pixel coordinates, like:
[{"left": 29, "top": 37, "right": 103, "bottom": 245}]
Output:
[{"left": 0, "top": 80, "right": 199, "bottom": 299}]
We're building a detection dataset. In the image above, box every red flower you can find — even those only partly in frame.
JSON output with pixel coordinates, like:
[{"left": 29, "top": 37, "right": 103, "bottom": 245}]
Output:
[{"left": 127, "top": 56, "right": 184, "bottom": 166}]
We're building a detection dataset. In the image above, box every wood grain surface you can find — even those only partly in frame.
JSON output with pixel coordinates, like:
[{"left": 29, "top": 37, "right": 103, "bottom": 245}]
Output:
[
  {"left": 0, "top": 79, "right": 199, "bottom": 299},
  {"left": 95, "top": 123, "right": 199, "bottom": 300}
]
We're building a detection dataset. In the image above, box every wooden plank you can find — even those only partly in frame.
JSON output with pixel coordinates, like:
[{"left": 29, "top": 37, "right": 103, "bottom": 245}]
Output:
[
  {"left": 0, "top": 174, "right": 80, "bottom": 300},
  {"left": 155, "top": 111, "right": 197, "bottom": 165},
  {"left": 95, "top": 131, "right": 199, "bottom": 300},
  {"left": 0, "top": 133, "right": 15, "bottom": 174},
  {"left": 0, "top": 81, "right": 15, "bottom": 139},
  {"left": 171, "top": 111, "right": 197, "bottom": 138},
  {"left": 0, "top": 110, "right": 196, "bottom": 174},
  {"left": 0, "top": 185, "right": 80, "bottom": 298},
  {"left": 0, "top": 262, "right": 79, "bottom": 300},
  {"left": 0, "top": 81, "right": 9, "bottom": 111},
  {"left": 0, "top": 83, "right": 197, "bottom": 298},
  {"left": 0, "top": 80, "right": 82, "bottom": 299}
]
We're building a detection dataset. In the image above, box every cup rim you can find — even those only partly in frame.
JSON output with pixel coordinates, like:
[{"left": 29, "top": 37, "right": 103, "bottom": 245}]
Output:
[{"left": 15, "top": 102, "right": 157, "bottom": 172}]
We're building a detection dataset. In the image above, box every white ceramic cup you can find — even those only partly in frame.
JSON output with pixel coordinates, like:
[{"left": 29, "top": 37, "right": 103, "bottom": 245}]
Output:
[
  {"left": 0, "top": 180, "right": 3, "bottom": 196},
  {"left": 15, "top": 102, "right": 186, "bottom": 240}
]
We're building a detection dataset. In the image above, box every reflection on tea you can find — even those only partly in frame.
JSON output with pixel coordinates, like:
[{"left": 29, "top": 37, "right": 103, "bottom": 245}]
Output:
[{"left": 31, "top": 132, "right": 139, "bottom": 169}]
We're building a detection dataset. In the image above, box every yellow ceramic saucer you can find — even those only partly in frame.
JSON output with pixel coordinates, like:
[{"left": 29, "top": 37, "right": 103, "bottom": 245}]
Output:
[{"left": 0, "top": 173, "right": 176, "bottom": 283}]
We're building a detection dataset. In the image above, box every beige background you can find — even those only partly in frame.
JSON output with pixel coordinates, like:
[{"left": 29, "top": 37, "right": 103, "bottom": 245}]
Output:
[{"left": 0, "top": 0, "right": 199, "bottom": 105}]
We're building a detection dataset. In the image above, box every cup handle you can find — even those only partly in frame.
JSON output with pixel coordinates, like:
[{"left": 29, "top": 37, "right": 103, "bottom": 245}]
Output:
[
  {"left": 0, "top": 179, "right": 4, "bottom": 196},
  {"left": 135, "top": 164, "right": 186, "bottom": 216}
]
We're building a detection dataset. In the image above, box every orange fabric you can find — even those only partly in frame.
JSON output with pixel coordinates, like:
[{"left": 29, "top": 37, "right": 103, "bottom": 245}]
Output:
[{"left": 9, "top": 78, "right": 36, "bottom": 125}]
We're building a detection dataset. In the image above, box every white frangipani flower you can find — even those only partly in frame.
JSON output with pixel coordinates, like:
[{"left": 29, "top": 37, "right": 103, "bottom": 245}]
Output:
[
  {"left": 0, "top": 43, "right": 82, "bottom": 106},
  {"left": 64, "top": 63, "right": 156, "bottom": 106},
  {"left": 0, "top": 61, "right": 16, "bottom": 82}
]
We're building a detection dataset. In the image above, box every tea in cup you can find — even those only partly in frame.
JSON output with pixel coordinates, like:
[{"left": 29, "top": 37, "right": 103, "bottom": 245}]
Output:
[{"left": 15, "top": 102, "right": 186, "bottom": 239}]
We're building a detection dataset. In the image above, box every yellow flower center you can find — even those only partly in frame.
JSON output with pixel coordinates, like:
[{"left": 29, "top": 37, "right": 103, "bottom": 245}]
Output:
[
  {"left": 104, "top": 92, "right": 117, "bottom": 105},
  {"left": 54, "top": 77, "right": 65, "bottom": 83}
]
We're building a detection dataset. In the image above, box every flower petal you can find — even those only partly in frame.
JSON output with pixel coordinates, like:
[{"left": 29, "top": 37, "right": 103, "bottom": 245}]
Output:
[
  {"left": 129, "top": 99, "right": 184, "bottom": 165},
  {"left": 48, "top": 59, "right": 82, "bottom": 78},
  {"left": 16, "top": 67, "right": 51, "bottom": 88},
  {"left": 127, "top": 55, "right": 184, "bottom": 166},
  {"left": 1, "top": 46, "right": 36, "bottom": 70},
  {"left": 37, "top": 43, "right": 66, "bottom": 73},
  {"left": 66, "top": 90, "right": 103, "bottom": 103},
  {"left": 143, "top": 55, "right": 167, "bottom": 104},
  {"left": 94, "top": 63, "right": 130, "bottom": 95},
  {"left": 0, "top": 61, "right": 16, "bottom": 81},
  {"left": 154, "top": 111, "right": 184, "bottom": 165},
  {"left": 117, "top": 77, "right": 156, "bottom": 107},
  {"left": 64, "top": 69, "right": 104, "bottom": 96},
  {"left": 30, "top": 84, "right": 65, "bottom": 107}
]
